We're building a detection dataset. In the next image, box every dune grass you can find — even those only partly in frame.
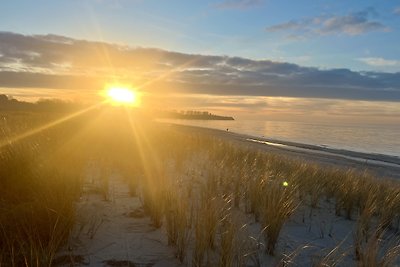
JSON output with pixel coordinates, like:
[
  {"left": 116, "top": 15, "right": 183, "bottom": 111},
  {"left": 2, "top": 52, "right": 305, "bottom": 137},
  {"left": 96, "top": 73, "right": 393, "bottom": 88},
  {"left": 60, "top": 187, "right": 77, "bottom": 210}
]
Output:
[
  {"left": 2, "top": 110, "right": 400, "bottom": 266},
  {"left": 0, "top": 112, "right": 90, "bottom": 266},
  {"left": 137, "top": 125, "right": 400, "bottom": 265}
]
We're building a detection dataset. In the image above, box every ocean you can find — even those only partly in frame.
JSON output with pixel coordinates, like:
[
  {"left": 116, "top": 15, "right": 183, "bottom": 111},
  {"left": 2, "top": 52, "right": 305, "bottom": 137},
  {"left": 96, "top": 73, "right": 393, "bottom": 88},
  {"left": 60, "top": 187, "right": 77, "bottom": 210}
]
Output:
[{"left": 159, "top": 119, "right": 400, "bottom": 158}]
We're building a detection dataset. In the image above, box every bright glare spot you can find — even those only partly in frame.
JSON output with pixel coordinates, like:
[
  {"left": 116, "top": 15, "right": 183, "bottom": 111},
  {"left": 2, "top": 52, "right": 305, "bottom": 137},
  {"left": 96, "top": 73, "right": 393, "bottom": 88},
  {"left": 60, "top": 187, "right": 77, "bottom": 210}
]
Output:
[
  {"left": 107, "top": 87, "right": 137, "bottom": 105},
  {"left": 283, "top": 181, "right": 289, "bottom": 187}
]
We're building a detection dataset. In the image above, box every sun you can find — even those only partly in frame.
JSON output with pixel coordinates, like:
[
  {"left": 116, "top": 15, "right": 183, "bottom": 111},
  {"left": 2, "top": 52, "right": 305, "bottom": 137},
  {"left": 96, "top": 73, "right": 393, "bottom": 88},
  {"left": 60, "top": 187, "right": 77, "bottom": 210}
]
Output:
[{"left": 106, "top": 87, "right": 138, "bottom": 106}]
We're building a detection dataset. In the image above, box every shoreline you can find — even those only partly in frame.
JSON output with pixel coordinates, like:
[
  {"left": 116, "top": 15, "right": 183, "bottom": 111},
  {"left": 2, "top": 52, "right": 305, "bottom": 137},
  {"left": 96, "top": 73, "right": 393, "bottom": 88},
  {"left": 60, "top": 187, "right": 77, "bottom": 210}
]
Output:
[{"left": 164, "top": 122, "right": 400, "bottom": 180}]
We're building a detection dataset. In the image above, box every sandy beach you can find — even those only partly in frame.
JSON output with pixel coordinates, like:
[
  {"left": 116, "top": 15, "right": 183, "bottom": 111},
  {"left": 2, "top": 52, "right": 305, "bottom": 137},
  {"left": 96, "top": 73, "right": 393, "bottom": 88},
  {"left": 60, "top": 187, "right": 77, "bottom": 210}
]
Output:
[
  {"left": 52, "top": 122, "right": 400, "bottom": 266},
  {"left": 168, "top": 123, "right": 400, "bottom": 180},
  {"left": 0, "top": 116, "right": 386, "bottom": 266},
  {"left": 2, "top": 3, "right": 400, "bottom": 265}
]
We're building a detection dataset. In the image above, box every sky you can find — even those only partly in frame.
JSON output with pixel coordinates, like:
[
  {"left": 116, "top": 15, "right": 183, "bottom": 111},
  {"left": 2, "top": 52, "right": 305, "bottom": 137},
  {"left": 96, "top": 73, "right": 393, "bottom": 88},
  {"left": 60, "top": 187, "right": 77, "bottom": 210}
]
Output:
[{"left": 0, "top": 0, "right": 399, "bottom": 124}]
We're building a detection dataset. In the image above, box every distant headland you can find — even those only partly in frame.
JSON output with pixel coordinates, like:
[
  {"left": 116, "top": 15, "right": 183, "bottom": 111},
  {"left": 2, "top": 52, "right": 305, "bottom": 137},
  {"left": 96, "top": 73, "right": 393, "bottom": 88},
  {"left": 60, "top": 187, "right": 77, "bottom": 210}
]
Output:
[{"left": 159, "top": 110, "right": 234, "bottom": 120}]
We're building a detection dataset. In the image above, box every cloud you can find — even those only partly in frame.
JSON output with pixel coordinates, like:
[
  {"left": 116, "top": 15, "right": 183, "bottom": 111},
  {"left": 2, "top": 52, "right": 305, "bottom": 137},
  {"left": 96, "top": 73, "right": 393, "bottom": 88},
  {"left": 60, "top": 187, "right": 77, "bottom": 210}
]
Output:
[
  {"left": 215, "top": 0, "right": 263, "bottom": 10},
  {"left": 358, "top": 57, "right": 400, "bottom": 67},
  {"left": 267, "top": 21, "right": 303, "bottom": 32},
  {"left": 394, "top": 7, "right": 400, "bottom": 15},
  {"left": 0, "top": 32, "right": 399, "bottom": 102},
  {"left": 266, "top": 8, "right": 388, "bottom": 37}
]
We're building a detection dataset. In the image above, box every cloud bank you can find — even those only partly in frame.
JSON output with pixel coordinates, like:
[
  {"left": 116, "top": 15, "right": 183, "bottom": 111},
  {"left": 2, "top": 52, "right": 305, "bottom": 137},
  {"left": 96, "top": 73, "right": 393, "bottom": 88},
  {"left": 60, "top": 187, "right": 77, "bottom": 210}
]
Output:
[
  {"left": 0, "top": 32, "right": 399, "bottom": 102},
  {"left": 266, "top": 8, "right": 388, "bottom": 37}
]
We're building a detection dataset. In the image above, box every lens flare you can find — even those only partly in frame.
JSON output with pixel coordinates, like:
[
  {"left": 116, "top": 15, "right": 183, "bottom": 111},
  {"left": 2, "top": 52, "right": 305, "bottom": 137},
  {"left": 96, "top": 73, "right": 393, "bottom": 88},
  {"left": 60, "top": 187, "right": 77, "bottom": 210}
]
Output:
[{"left": 106, "top": 87, "right": 137, "bottom": 105}]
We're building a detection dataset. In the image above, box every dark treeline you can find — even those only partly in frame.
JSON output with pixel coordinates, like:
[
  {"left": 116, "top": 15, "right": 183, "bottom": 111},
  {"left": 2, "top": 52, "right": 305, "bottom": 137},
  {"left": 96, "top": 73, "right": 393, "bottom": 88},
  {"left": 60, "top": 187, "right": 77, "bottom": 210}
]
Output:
[
  {"left": 0, "top": 95, "right": 235, "bottom": 120},
  {"left": 159, "top": 110, "right": 234, "bottom": 120},
  {"left": 0, "top": 94, "right": 83, "bottom": 113}
]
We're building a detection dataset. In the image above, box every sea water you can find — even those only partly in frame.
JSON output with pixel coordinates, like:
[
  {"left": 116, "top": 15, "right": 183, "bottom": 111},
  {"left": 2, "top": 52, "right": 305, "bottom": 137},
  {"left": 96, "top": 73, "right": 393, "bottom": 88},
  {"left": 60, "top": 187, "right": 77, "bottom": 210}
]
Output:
[{"left": 160, "top": 119, "right": 400, "bottom": 158}]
